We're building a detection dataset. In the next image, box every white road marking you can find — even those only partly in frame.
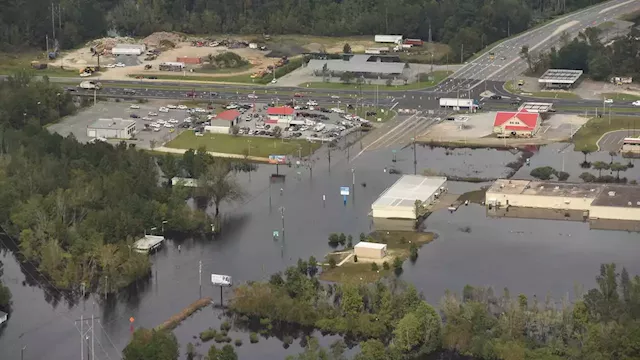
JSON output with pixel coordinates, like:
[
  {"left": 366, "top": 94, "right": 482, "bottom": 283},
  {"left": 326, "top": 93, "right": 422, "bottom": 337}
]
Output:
[{"left": 352, "top": 112, "right": 421, "bottom": 160}]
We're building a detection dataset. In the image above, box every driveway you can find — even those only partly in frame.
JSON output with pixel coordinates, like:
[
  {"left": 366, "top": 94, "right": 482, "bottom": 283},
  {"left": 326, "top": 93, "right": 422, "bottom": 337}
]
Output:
[{"left": 597, "top": 130, "right": 640, "bottom": 152}]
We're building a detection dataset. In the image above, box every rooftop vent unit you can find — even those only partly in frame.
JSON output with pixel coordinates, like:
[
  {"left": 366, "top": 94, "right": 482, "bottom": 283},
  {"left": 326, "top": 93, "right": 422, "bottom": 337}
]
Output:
[
  {"left": 540, "top": 186, "right": 544, "bottom": 189},
  {"left": 628, "top": 201, "right": 633, "bottom": 206},
  {"left": 591, "top": 189, "right": 596, "bottom": 192},
  {"left": 500, "top": 184, "right": 505, "bottom": 188},
  {"left": 554, "top": 186, "right": 560, "bottom": 190},
  {"left": 608, "top": 191, "right": 616, "bottom": 197},
  {"left": 636, "top": 201, "right": 640, "bottom": 206}
]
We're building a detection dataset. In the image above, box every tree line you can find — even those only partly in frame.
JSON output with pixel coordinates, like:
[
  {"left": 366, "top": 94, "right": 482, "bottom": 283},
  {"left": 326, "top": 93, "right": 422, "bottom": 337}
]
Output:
[
  {"left": 0, "top": 0, "right": 610, "bottom": 60},
  {"left": 0, "top": 72, "right": 249, "bottom": 296},
  {"left": 520, "top": 27, "right": 640, "bottom": 80}
]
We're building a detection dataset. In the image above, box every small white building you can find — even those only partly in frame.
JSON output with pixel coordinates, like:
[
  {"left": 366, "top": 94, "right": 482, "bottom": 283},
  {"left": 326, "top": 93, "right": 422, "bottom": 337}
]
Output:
[
  {"left": 0, "top": 310, "right": 7, "bottom": 325},
  {"left": 111, "top": 44, "right": 146, "bottom": 56},
  {"left": 354, "top": 242, "right": 388, "bottom": 259},
  {"left": 87, "top": 118, "right": 136, "bottom": 139},
  {"left": 371, "top": 175, "right": 448, "bottom": 219},
  {"left": 204, "top": 110, "right": 240, "bottom": 134},
  {"left": 133, "top": 235, "right": 165, "bottom": 254}
]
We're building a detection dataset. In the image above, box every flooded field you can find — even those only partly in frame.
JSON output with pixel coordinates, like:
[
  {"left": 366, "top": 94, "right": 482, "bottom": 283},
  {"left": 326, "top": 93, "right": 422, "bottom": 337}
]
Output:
[{"left": 2, "top": 142, "right": 640, "bottom": 360}]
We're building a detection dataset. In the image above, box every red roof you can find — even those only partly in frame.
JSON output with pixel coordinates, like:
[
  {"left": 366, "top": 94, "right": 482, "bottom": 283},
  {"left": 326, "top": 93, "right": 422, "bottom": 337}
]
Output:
[
  {"left": 267, "top": 106, "right": 294, "bottom": 116},
  {"left": 494, "top": 111, "right": 539, "bottom": 130},
  {"left": 215, "top": 110, "right": 241, "bottom": 121}
]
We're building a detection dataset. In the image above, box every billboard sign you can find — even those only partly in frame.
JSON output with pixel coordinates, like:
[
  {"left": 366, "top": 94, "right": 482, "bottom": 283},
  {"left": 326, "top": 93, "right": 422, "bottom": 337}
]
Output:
[
  {"left": 211, "top": 274, "right": 232, "bottom": 287},
  {"left": 269, "top": 155, "right": 287, "bottom": 164},
  {"left": 340, "top": 186, "right": 350, "bottom": 196}
]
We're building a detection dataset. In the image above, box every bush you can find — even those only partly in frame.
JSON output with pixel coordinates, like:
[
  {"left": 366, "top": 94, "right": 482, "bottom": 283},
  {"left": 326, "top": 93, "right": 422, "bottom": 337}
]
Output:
[
  {"left": 409, "top": 244, "right": 419, "bottom": 263},
  {"left": 530, "top": 166, "right": 556, "bottom": 180},
  {"left": 224, "top": 336, "right": 232, "bottom": 343},
  {"left": 234, "top": 339, "right": 243, "bottom": 346},
  {"left": 328, "top": 257, "right": 337, "bottom": 268},
  {"left": 283, "top": 335, "right": 294, "bottom": 345},
  {"left": 214, "top": 333, "right": 226, "bottom": 343},
  {"left": 200, "top": 328, "right": 217, "bottom": 342},
  {"left": 382, "top": 261, "right": 390, "bottom": 270},
  {"left": 353, "top": 254, "right": 358, "bottom": 263},
  {"left": 371, "top": 262, "right": 379, "bottom": 271},
  {"left": 556, "top": 171, "right": 570, "bottom": 181},
  {"left": 250, "top": 332, "right": 259, "bottom": 343},
  {"left": 328, "top": 233, "right": 340, "bottom": 248},
  {"left": 220, "top": 321, "right": 232, "bottom": 331}
]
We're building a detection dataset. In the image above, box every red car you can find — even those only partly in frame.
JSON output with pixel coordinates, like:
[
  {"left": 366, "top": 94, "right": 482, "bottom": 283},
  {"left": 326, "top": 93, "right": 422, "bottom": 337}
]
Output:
[
  {"left": 186, "top": 91, "right": 196, "bottom": 97},
  {"left": 294, "top": 93, "right": 304, "bottom": 98}
]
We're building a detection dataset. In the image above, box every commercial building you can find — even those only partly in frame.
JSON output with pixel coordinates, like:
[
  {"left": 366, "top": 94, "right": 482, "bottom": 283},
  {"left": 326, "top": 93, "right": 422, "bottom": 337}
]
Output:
[
  {"left": 354, "top": 242, "right": 388, "bottom": 259},
  {"left": 621, "top": 137, "right": 640, "bottom": 154},
  {"left": 204, "top": 110, "right": 240, "bottom": 134},
  {"left": 111, "top": 44, "right": 146, "bottom": 56},
  {"left": 493, "top": 111, "right": 540, "bottom": 137},
  {"left": 159, "top": 62, "right": 185, "bottom": 71},
  {"left": 87, "top": 118, "right": 136, "bottom": 139},
  {"left": 518, "top": 102, "right": 554, "bottom": 113},
  {"left": 266, "top": 106, "right": 295, "bottom": 124},
  {"left": 538, "top": 69, "right": 583, "bottom": 89},
  {"left": 307, "top": 54, "right": 408, "bottom": 79},
  {"left": 133, "top": 235, "right": 165, "bottom": 254},
  {"left": 371, "top": 175, "right": 448, "bottom": 220},
  {"left": 486, "top": 179, "right": 640, "bottom": 231}
]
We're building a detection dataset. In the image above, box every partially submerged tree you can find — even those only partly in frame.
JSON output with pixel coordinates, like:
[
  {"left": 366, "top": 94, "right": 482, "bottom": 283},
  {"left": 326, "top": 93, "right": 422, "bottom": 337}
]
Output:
[{"left": 198, "top": 161, "right": 245, "bottom": 217}]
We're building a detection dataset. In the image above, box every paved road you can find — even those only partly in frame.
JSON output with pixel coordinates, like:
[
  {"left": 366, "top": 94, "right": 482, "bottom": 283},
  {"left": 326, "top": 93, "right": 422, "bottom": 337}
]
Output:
[
  {"left": 597, "top": 130, "right": 640, "bottom": 152},
  {"left": 440, "top": 0, "right": 640, "bottom": 92}
]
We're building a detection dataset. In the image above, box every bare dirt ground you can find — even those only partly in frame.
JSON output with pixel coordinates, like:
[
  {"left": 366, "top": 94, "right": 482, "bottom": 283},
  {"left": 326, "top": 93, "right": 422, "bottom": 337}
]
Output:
[{"left": 574, "top": 79, "right": 640, "bottom": 100}]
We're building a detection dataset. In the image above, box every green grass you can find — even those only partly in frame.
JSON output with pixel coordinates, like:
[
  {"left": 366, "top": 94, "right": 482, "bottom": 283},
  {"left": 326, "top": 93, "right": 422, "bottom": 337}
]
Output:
[
  {"left": 166, "top": 131, "right": 321, "bottom": 158},
  {"left": 300, "top": 71, "right": 452, "bottom": 91},
  {"left": 197, "top": 64, "right": 253, "bottom": 74},
  {"left": 504, "top": 80, "right": 580, "bottom": 99},
  {"left": 0, "top": 52, "right": 78, "bottom": 77},
  {"left": 601, "top": 93, "right": 640, "bottom": 101},
  {"left": 573, "top": 116, "right": 640, "bottom": 152}
]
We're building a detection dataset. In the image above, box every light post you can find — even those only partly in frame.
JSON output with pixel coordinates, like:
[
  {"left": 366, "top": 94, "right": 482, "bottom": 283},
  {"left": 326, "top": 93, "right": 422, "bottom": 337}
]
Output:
[
  {"left": 21, "top": 346, "right": 26, "bottom": 360},
  {"left": 56, "top": 93, "right": 61, "bottom": 115},
  {"left": 162, "top": 220, "right": 168, "bottom": 234},
  {"left": 36, "top": 101, "right": 41, "bottom": 119},
  {"left": 351, "top": 168, "right": 355, "bottom": 187}
]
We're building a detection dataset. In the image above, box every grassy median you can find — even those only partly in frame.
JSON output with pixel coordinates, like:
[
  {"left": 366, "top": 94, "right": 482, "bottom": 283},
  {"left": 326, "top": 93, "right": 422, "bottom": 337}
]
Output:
[
  {"left": 165, "top": 131, "right": 321, "bottom": 158},
  {"left": 572, "top": 116, "right": 640, "bottom": 152}
]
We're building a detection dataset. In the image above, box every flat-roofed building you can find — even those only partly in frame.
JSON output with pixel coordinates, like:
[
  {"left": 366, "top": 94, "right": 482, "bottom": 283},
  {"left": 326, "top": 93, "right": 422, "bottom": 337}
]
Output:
[
  {"left": 308, "top": 54, "right": 408, "bottom": 79},
  {"left": 371, "top": 175, "right": 447, "bottom": 219},
  {"left": 266, "top": 106, "right": 295, "bottom": 124},
  {"left": 621, "top": 137, "right": 640, "bottom": 154},
  {"left": 518, "top": 102, "right": 554, "bottom": 113},
  {"left": 485, "top": 179, "right": 601, "bottom": 210},
  {"left": 87, "top": 118, "right": 136, "bottom": 139},
  {"left": 204, "top": 110, "right": 240, "bottom": 134},
  {"left": 354, "top": 242, "right": 388, "bottom": 259},
  {"left": 538, "top": 69, "right": 583, "bottom": 89}
]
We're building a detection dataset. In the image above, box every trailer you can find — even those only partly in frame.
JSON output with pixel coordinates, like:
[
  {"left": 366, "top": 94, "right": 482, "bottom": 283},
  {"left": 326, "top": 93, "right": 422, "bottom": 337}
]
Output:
[
  {"left": 365, "top": 47, "right": 390, "bottom": 55},
  {"left": 404, "top": 39, "right": 424, "bottom": 46},
  {"left": 439, "top": 98, "right": 480, "bottom": 111},
  {"left": 79, "top": 81, "right": 101, "bottom": 90},
  {"left": 374, "top": 35, "right": 403, "bottom": 44}
]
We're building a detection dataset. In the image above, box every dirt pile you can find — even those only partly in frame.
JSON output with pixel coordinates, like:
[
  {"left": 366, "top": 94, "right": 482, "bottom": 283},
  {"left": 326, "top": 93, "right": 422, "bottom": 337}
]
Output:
[
  {"left": 87, "top": 37, "right": 136, "bottom": 53},
  {"left": 143, "top": 32, "right": 183, "bottom": 47}
]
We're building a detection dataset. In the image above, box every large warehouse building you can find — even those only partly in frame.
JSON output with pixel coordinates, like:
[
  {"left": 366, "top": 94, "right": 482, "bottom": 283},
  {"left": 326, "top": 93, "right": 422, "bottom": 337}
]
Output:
[
  {"left": 87, "top": 118, "right": 136, "bottom": 139},
  {"left": 307, "top": 54, "right": 408, "bottom": 79},
  {"left": 371, "top": 175, "right": 448, "bottom": 219},
  {"left": 486, "top": 179, "right": 640, "bottom": 231}
]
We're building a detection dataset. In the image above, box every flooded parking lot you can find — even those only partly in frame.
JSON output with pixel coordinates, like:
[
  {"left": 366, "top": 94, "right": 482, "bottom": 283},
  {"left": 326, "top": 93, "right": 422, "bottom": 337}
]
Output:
[{"left": 3, "top": 140, "right": 640, "bottom": 360}]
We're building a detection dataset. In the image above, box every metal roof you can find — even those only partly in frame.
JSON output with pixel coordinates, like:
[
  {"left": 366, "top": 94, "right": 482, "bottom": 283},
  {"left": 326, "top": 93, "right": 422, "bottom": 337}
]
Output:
[
  {"left": 538, "top": 69, "right": 583, "bottom": 84},
  {"left": 354, "top": 241, "right": 387, "bottom": 250},
  {"left": 307, "top": 55, "right": 406, "bottom": 74},
  {"left": 88, "top": 118, "right": 136, "bottom": 130},
  {"left": 371, "top": 175, "right": 447, "bottom": 209},
  {"left": 518, "top": 102, "right": 554, "bottom": 113}
]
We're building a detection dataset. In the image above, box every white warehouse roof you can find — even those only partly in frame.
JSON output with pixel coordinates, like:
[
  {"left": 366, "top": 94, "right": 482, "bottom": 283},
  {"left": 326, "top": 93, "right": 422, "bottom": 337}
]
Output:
[
  {"left": 372, "top": 175, "right": 447, "bottom": 209},
  {"left": 354, "top": 241, "right": 387, "bottom": 250}
]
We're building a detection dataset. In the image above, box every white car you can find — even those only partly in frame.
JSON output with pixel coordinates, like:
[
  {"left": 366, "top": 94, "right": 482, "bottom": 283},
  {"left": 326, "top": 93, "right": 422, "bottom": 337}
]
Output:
[
  {"left": 168, "top": 118, "right": 179, "bottom": 124},
  {"left": 306, "top": 100, "right": 318, "bottom": 106},
  {"left": 150, "top": 123, "right": 160, "bottom": 128},
  {"left": 633, "top": 101, "right": 640, "bottom": 107},
  {"left": 148, "top": 112, "right": 158, "bottom": 116},
  {"left": 331, "top": 95, "right": 340, "bottom": 99},
  {"left": 248, "top": 94, "right": 258, "bottom": 99},
  {"left": 271, "top": 79, "right": 277, "bottom": 84},
  {"left": 195, "top": 108, "right": 206, "bottom": 113},
  {"left": 130, "top": 104, "right": 140, "bottom": 109},
  {"left": 115, "top": 63, "right": 126, "bottom": 67},
  {"left": 167, "top": 105, "right": 177, "bottom": 109},
  {"left": 183, "top": 118, "right": 192, "bottom": 123},
  {"left": 159, "top": 107, "right": 169, "bottom": 113},
  {"left": 164, "top": 123, "right": 174, "bottom": 128},
  {"left": 142, "top": 116, "right": 152, "bottom": 121},
  {"left": 156, "top": 119, "right": 166, "bottom": 125},
  {"left": 177, "top": 105, "right": 188, "bottom": 110},
  {"left": 604, "top": 99, "right": 613, "bottom": 104},
  {"left": 105, "top": 64, "right": 116, "bottom": 68},
  {"left": 153, "top": 127, "right": 161, "bottom": 132}
]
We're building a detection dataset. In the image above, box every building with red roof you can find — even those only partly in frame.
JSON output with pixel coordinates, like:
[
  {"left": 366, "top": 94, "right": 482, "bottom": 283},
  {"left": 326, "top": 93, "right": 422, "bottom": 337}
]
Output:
[
  {"left": 204, "top": 109, "right": 241, "bottom": 134},
  {"left": 266, "top": 106, "right": 295, "bottom": 124},
  {"left": 493, "top": 110, "right": 540, "bottom": 138}
]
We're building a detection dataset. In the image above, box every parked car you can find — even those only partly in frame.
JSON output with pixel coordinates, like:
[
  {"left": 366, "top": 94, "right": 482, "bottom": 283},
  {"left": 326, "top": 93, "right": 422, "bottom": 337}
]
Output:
[
  {"left": 248, "top": 94, "right": 258, "bottom": 99},
  {"left": 604, "top": 98, "right": 613, "bottom": 104},
  {"left": 159, "top": 107, "right": 169, "bottom": 112},
  {"left": 177, "top": 105, "right": 188, "bottom": 110},
  {"left": 130, "top": 114, "right": 140, "bottom": 118},
  {"left": 123, "top": 89, "right": 136, "bottom": 95},
  {"left": 490, "top": 95, "right": 502, "bottom": 100},
  {"left": 186, "top": 91, "right": 196, "bottom": 97},
  {"left": 130, "top": 104, "right": 140, "bottom": 109},
  {"left": 294, "top": 93, "right": 304, "bottom": 98},
  {"left": 632, "top": 101, "right": 640, "bottom": 107}
]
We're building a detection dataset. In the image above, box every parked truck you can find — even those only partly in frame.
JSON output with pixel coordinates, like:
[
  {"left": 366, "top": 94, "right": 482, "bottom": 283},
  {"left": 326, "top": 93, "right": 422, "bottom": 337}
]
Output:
[
  {"left": 404, "top": 39, "right": 424, "bottom": 46},
  {"left": 439, "top": 98, "right": 480, "bottom": 110},
  {"left": 374, "top": 35, "right": 403, "bottom": 44},
  {"left": 79, "top": 81, "right": 102, "bottom": 90}
]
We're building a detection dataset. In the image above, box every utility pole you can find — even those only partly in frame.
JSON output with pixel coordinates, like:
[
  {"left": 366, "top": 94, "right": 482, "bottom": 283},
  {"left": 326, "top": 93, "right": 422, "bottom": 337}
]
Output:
[
  {"left": 199, "top": 260, "right": 202, "bottom": 298},
  {"left": 51, "top": 3, "right": 56, "bottom": 41},
  {"left": 280, "top": 207, "right": 285, "bottom": 244},
  {"left": 327, "top": 147, "right": 331, "bottom": 170},
  {"left": 428, "top": 19, "right": 432, "bottom": 43},
  {"left": 75, "top": 315, "right": 99, "bottom": 360},
  {"left": 460, "top": 44, "right": 464, "bottom": 64},
  {"left": 104, "top": 276, "right": 108, "bottom": 298},
  {"left": 21, "top": 346, "right": 26, "bottom": 360},
  {"left": 412, "top": 137, "right": 417, "bottom": 175}
]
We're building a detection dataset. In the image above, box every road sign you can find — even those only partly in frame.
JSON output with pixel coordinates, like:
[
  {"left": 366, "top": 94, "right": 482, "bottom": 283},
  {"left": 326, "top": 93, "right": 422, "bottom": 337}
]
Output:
[
  {"left": 268, "top": 155, "right": 287, "bottom": 164},
  {"left": 340, "top": 186, "right": 350, "bottom": 196},
  {"left": 211, "top": 274, "right": 232, "bottom": 287},
  {"left": 273, "top": 230, "right": 279, "bottom": 237}
]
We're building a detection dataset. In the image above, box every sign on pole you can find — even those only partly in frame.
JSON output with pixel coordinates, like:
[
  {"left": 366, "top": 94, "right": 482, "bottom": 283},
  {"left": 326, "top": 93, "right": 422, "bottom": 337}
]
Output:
[
  {"left": 211, "top": 274, "right": 233, "bottom": 287},
  {"left": 340, "top": 186, "right": 350, "bottom": 196},
  {"left": 268, "top": 155, "right": 287, "bottom": 164},
  {"left": 273, "top": 230, "right": 279, "bottom": 238}
]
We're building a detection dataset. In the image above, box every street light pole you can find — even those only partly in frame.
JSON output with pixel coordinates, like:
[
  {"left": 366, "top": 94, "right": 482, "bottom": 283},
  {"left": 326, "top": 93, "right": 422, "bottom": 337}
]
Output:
[
  {"left": 280, "top": 207, "right": 285, "bottom": 244},
  {"left": 21, "top": 346, "right": 26, "bottom": 360},
  {"left": 412, "top": 137, "right": 417, "bottom": 175}
]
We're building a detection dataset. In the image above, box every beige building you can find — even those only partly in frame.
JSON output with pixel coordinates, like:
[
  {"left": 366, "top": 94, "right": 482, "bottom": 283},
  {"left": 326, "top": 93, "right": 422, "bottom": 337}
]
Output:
[
  {"left": 486, "top": 179, "right": 640, "bottom": 231},
  {"left": 621, "top": 138, "right": 640, "bottom": 154},
  {"left": 371, "top": 175, "right": 447, "bottom": 220},
  {"left": 354, "top": 242, "right": 388, "bottom": 259}
]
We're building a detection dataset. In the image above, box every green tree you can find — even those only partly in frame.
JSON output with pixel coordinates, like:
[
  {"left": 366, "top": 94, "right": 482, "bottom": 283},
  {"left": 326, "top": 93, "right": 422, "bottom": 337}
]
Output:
[
  {"left": 186, "top": 342, "right": 196, "bottom": 360},
  {"left": 230, "top": 125, "right": 240, "bottom": 136},
  {"left": 0, "top": 261, "right": 12, "bottom": 312},
  {"left": 355, "top": 339, "right": 387, "bottom": 360},
  {"left": 218, "top": 344, "right": 238, "bottom": 360},
  {"left": 307, "top": 256, "right": 318, "bottom": 277},
  {"left": 340, "top": 284, "right": 364, "bottom": 317},
  {"left": 580, "top": 172, "right": 597, "bottom": 182},
  {"left": 338, "top": 233, "right": 346, "bottom": 246},
  {"left": 340, "top": 72, "right": 356, "bottom": 84},
  {"left": 346, "top": 234, "right": 353, "bottom": 248},
  {"left": 610, "top": 162, "right": 627, "bottom": 179},
  {"left": 592, "top": 161, "right": 609, "bottom": 177},
  {"left": 198, "top": 161, "right": 245, "bottom": 217},
  {"left": 520, "top": 45, "right": 532, "bottom": 72},
  {"left": 393, "top": 312, "right": 423, "bottom": 352},
  {"left": 343, "top": 43, "right": 352, "bottom": 54},
  {"left": 272, "top": 125, "right": 282, "bottom": 139},
  {"left": 328, "top": 233, "right": 340, "bottom": 248},
  {"left": 556, "top": 171, "right": 570, "bottom": 181},
  {"left": 123, "top": 329, "right": 179, "bottom": 360},
  {"left": 530, "top": 166, "right": 556, "bottom": 180},
  {"left": 393, "top": 257, "right": 404, "bottom": 276}
]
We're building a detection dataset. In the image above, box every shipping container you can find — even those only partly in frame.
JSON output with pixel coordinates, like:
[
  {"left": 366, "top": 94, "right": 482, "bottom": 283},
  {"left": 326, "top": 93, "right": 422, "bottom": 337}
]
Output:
[
  {"left": 374, "top": 35, "right": 403, "bottom": 44},
  {"left": 404, "top": 38, "right": 424, "bottom": 46},
  {"left": 177, "top": 56, "right": 202, "bottom": 65}
]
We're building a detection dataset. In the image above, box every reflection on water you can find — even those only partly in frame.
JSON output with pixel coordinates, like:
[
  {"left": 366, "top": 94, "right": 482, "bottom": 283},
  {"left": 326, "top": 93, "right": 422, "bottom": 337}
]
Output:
[{"left": 2, "top": 143, "right": 640, "bottom": 360}]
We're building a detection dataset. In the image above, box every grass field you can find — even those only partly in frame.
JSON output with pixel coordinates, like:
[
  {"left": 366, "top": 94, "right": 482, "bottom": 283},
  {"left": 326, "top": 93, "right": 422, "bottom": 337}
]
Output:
[
  {"left": 319, "top": 231, "right": 433, "bottom": 283},
  {"left": 0, "top": 52, "right": 79, "bottom": 77},
  {"left": 300, "top": 70, "right": 452, "bottom": 91},
  {"left": 573, "top": 116, "right": 640, "bottom": 152},
  {"left": 602, "top": 93, "right": 640, "bottom": 101},
  {"left": 166, "top": 131, "right": 321, "bottom": 158}
]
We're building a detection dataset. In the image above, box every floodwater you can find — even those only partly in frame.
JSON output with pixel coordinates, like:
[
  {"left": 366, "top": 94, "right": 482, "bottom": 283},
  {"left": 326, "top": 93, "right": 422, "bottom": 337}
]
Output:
[{"left": 2, "top": 141, "right": 640, "bottom": 360}]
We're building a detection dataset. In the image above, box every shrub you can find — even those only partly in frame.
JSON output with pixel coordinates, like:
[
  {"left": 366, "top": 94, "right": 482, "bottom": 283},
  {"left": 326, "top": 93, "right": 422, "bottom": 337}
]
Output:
[
  {"left": 214, "top": 333, "right": 226, "bottom": 343},
  {"left": 283, "top": 335, "right": 293, "bottom": 345},
  {"left": 250, "top": 332, "right": 259, "bottom": 343},
  {"left": 371, "top": 262, "right": 379, "bottom": 271},
  {"left": 353, "top": 254, "right": 358, "bottom": 263},
  {"left": 224, "top": 336, "right": 232, "bottom": 343},
  {"left": 382, "top": 261, "right": 390, "bottom": 270},
  {"left": 235, "top": 339, "right": 243, "bottom": 346},
  {"left": 220, "top": 321, "right": 232, "bottom": 331},
  {"left": 328, "top": 257, "right": 337, "bottom": 268},
  {"left": 199, "top": 328, "right": 217, "bottom": 342}
]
